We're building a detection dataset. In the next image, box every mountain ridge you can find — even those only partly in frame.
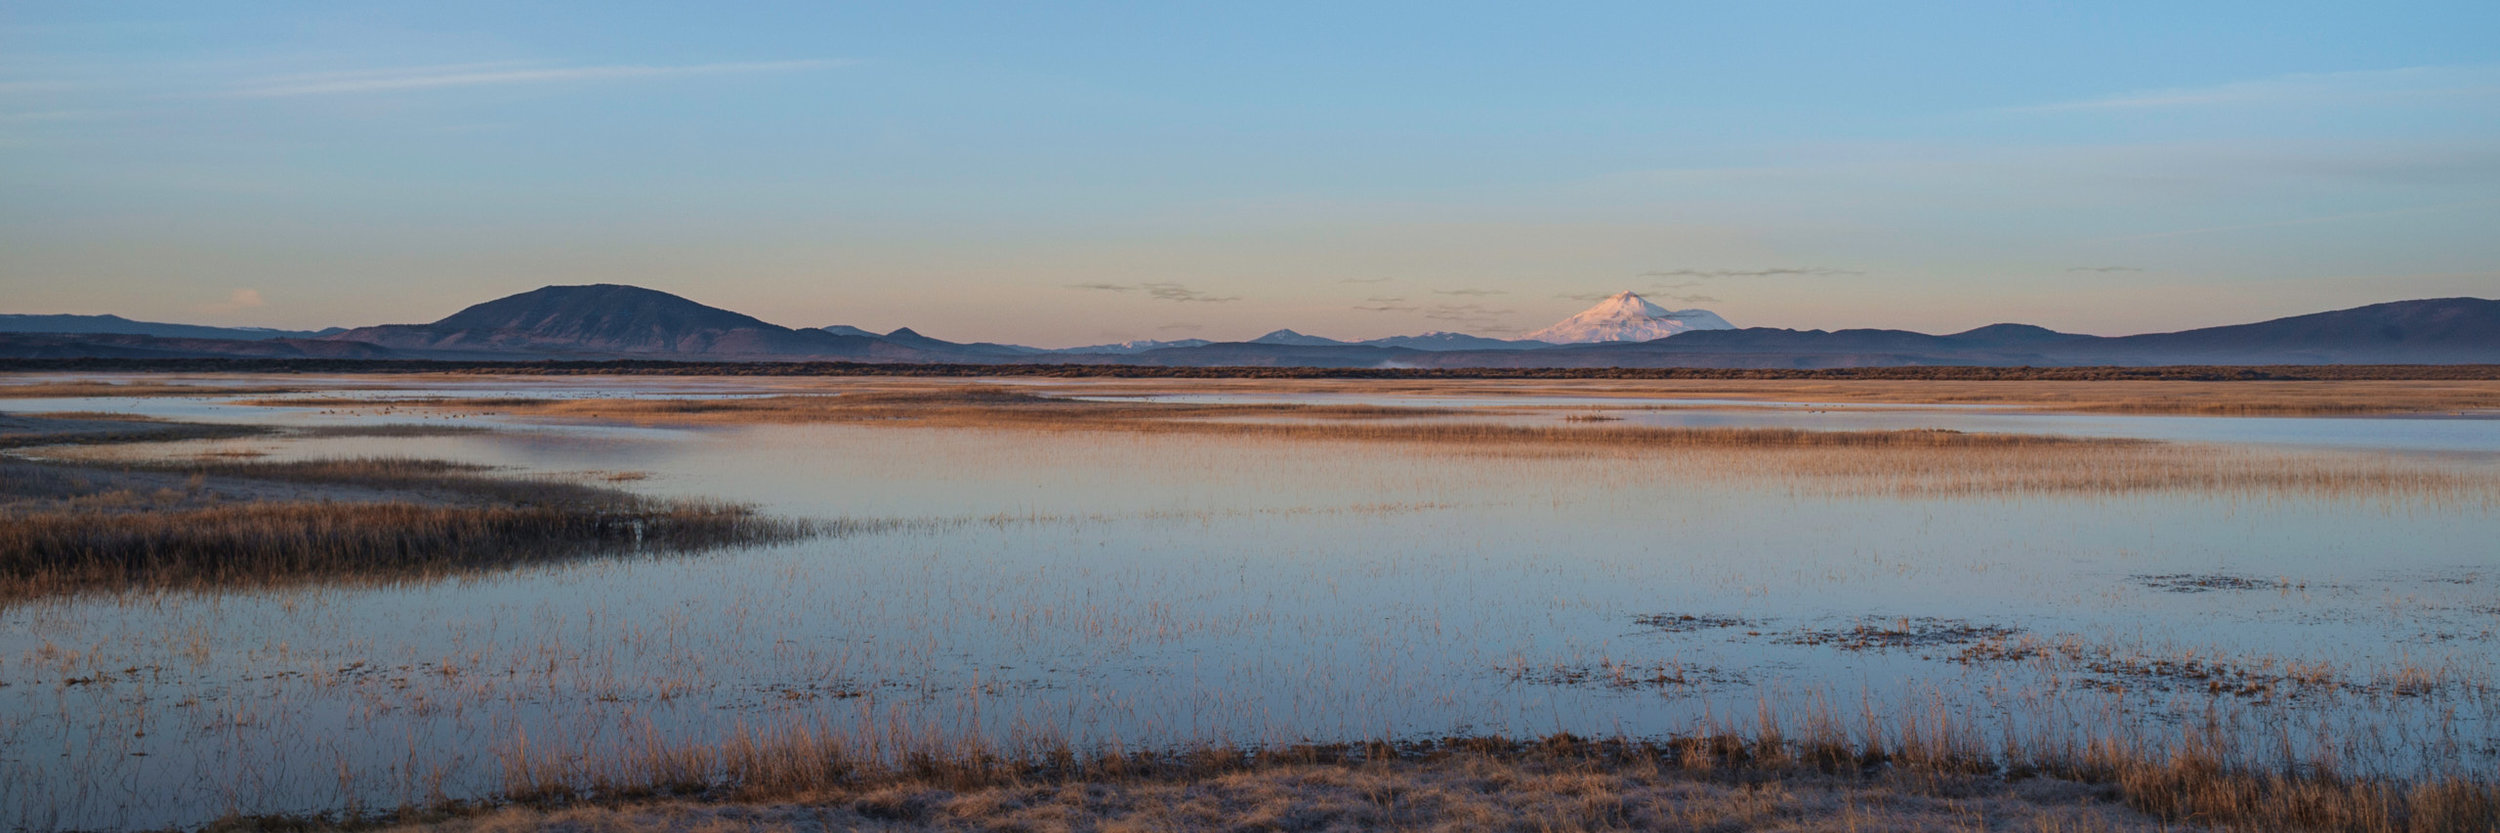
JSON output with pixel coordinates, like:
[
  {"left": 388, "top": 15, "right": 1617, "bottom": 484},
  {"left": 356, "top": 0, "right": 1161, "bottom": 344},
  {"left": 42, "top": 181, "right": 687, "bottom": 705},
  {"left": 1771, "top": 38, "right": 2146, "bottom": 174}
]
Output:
[{"left": 5, "top": 285, "right": 2495, "bottom": 368}]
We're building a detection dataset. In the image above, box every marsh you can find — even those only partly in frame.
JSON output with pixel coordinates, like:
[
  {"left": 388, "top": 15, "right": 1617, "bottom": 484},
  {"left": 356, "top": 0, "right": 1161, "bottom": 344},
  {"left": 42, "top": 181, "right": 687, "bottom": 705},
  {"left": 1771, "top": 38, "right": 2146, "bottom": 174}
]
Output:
[{"left": 2, "top": 374, "right": 2495, "bottom": 831}]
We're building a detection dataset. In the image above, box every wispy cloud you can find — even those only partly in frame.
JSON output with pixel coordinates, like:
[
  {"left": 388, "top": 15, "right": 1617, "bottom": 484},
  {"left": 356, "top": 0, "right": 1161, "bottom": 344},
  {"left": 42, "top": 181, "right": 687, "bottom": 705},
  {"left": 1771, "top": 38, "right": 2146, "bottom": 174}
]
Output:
[
  {"left": 1420, "top": 302, "right": 1514, "bottom": 327},
  {"left": 225, "top": 59, "right": 847, "bottom": 98},
  {"left": 1352, "top": 303, "right": 1419, "bottom": 312},
  {"left": 0, "top": 80, "right": 79, "bottom": 95},
  {"left": 199, "top": 288, "right": 266, "bottom": 315},
  {"left": 1063, "top": 281, "right": 1241, "bottom": 302},
  {"left": 2010, "top": 66, "right": 2500, "bottom": 113},
  {"left": 1640, "top": 267, "right": 1861, "bottom": 279},
  {"left": 1431, "top": 288, "right": 1505, "bottom": 296}
]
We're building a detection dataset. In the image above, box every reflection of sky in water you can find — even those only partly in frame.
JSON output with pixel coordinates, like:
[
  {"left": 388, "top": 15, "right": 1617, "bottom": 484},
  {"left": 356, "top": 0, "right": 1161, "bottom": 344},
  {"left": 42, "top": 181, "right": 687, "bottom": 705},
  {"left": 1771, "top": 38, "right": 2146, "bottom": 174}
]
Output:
[{"left": 2, "top": 384, "right": 2497, "bottom": 828}]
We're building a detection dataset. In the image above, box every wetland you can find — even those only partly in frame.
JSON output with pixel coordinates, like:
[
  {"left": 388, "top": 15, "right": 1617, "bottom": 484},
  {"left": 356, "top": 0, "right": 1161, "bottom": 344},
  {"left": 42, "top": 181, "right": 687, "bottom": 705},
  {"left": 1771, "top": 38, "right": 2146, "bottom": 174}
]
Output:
[{"left": 1, "top": 373, "right": 2496, "bottom": 831}]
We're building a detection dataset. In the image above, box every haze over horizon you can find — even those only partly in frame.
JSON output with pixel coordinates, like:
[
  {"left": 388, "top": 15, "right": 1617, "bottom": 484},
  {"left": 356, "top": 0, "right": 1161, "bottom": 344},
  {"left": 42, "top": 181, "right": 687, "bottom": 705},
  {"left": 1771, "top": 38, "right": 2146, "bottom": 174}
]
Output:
[{"left": 5, "top": 3, "right": 2498, "bottom": 347}]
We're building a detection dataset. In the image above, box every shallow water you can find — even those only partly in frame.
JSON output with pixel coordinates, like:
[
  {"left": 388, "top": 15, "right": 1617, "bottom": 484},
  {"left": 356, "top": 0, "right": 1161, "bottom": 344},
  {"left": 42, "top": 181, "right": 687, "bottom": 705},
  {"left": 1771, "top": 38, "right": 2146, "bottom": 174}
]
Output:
[{"left": 2, "top": 377, "right": 2497, "bottom": 829}]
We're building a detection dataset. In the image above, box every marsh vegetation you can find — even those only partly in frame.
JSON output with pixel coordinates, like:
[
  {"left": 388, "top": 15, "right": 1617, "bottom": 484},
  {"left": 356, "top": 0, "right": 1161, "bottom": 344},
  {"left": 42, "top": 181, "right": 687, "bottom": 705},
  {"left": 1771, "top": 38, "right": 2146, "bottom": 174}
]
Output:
[{"left": 1, "top": 374, "right": 2494, "bottom": 831}]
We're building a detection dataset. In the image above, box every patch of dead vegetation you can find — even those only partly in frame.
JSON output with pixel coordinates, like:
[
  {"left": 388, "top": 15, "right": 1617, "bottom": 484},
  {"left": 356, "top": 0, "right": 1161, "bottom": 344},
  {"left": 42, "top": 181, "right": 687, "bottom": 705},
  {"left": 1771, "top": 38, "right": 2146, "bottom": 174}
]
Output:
[
  {"left": 1634, "top": 613, "right": 1762, "bottom": 633},
  {"left": 0, "top": 455, "right": 819, "bottom": 603},
  {"left": 1779, "top": 617, "right": 2022, "bottom": 651},
  {"left": 2135, "top": 573, "right": 2309, "bottom": 594}
]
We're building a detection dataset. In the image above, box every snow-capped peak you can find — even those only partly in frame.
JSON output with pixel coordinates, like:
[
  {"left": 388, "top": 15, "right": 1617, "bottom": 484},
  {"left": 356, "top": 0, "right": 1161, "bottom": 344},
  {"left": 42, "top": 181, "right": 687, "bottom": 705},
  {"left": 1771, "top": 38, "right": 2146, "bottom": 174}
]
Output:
[{"left": 1524, "top": 291, "right": 1734, "bottom": 344}]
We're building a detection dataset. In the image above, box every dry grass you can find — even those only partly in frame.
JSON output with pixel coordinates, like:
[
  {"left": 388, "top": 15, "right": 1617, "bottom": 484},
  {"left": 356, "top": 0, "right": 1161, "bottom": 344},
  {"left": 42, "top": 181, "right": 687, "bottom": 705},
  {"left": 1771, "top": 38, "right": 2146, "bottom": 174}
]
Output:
[
  {"left": 246, "top": 712, "right": 2498, "bottom": 833},
  {"left": 1, "top": 412, "right": 268, "bottom": 449},
  {"left": 345, "top": 388, "right": 2107, "bottom": 448},
  {"left": 998, "top": 378, "right": 2500, "bottom": 416},
  {"left": 0, "top": 499, "right": 799, "bottom": 601},
  {"left": 0, "top": 456, "right": 817, "bottom": 602},
  {"left": 0, "top": 380, "right": 306, "bottom": 398},
  {"left": 331, "top": 388, "right": 2498, "bottom": 501}
]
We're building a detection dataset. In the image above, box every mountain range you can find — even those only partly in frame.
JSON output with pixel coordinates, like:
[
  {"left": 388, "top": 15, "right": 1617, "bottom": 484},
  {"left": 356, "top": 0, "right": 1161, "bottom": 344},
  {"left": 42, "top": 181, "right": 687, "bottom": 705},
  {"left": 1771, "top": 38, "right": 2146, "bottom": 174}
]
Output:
[{"left": 4, "top": 283, "right": 2495, "bottom": 368}]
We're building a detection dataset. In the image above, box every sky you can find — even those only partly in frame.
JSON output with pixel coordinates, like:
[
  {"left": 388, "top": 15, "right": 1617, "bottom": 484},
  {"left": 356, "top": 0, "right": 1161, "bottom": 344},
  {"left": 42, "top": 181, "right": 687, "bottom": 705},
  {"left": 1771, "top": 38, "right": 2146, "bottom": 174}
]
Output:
[{"left": 3, "top": 2, "right": 2497, "bottom": 346}]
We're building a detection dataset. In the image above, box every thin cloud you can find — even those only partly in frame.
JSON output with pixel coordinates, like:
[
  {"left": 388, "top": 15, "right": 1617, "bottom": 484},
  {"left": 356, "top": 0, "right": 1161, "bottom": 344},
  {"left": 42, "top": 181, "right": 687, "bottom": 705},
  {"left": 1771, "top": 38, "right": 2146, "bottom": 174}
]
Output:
[
  {"left": 1066, "top": 282, "right": 1240, "bottom": 302},
  {"left": 1431, "top": 288, "right": 1506, "bottom": 296},
  {"left": 1141, "top": 282, "right": 1239, "bottom": 303},
  {"left": 1337, "top": 277, "right": 1393, "bottom": 284},
  {"left": 199, "top": 288, "right": 266, "bottom": 315},
  {"left": 1363, "top": 295, "right": 1406, "bottom": 302},
  {"left": 2067, "top": 266, "right": 2145, "bottom": 273},
  {"left": 1640, "top": 267, "right": 1862, "bottom": 279},
  {"left": 1560, "top": 289, "right": 1719, "bottom": 304},
  {"left": 1352, "top": 304, "right": 1419, "bottom": 313},
  {"left": 0, "top": 80, "right": 80, "bottom": 95},
  {"left": 2010, "top": 66, "right": 2500, "bottom": 113},
  {"left": 1421, "top": 303, "right": 1514, "bottom": 326},
  {"left": 226, "top": 59, "right": 848, "bottom": 98}
]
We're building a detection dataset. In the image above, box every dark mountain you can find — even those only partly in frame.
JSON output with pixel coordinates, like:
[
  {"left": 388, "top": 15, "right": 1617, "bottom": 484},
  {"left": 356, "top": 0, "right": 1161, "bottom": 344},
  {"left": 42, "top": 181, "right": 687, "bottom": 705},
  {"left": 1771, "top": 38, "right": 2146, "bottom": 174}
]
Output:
[
  {"left": 2059, "top": 298, "right": 2500, "bottom": 365},
  {"left": 0, "top": 313, "right": 342, "bottom": 341},
  {"left": 7, "top": 288, "right": 2493, "bottom": 367},
  {"left": 1107, "top": 299, "right": 2496, "bottom": 368},
  {"left": 1048, "top": 338, "right": 1215, "bottom": 354},
  {"left": 0, "top": 332, "right": 394, "bottom": 359},
  {"left": 1359, "top": 332, "right": 1552, "bottom": 351},
  {"left": 877, "top": 327, "right": 1045, "bottom": 356},
  {"left": 819, "top": 324, "right": 879, "bottom": 338},
  {"left": 321, "top": 284, "right": 939, "bottom": 360},
  {"left": 1248, "top": 329, "right": 1351, "bottom": 347}
]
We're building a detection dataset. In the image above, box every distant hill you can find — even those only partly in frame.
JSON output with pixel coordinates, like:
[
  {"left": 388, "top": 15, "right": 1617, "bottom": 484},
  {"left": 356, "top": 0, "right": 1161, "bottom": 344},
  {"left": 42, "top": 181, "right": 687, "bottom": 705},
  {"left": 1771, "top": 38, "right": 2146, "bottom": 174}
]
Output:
[
  {"left": 1359, "top": 332, "right": 1550, "bottom": 351},
  {"left": 322, "top": 284, "right": 923, "bottom": 360},
  {"left": 875, "top": 327, "right": 1046, "bottom": 357},
  {"left": 2060, "top": 298, "right": 2500, "bottom": 365},
  {"left": 5, "top": 286, "right": 2494, "bottom": 367},
  {"left": 0, "top": 332, "right": 392, "bottom": 359},
  {"left": 0, "top": 313, "right": 341, "bottom": 341},
  {"left": 1050, "top": 338, "right": 1214, "bottom": 354}
]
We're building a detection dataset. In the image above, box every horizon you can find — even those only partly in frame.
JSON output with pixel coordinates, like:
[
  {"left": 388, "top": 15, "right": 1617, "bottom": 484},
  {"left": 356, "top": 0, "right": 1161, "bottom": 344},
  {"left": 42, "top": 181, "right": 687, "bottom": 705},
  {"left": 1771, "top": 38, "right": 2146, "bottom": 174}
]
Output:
[
  {"left": 7, "top": 281, "right": 2489, "bottom": 349},
  {"left": 5, "top": 3, "right": 2498, "bottom": 345}
]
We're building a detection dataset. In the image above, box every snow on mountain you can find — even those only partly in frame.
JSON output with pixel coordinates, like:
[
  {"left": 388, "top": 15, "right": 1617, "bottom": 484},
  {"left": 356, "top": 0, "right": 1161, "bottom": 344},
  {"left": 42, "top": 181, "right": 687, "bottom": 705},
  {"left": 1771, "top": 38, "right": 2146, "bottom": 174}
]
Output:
[
  {"left": 1055, "top": 338, "right": 1215, "bottom": 354},
  {"left": 1524, "top": 292, "right": 1734, "bottom": 344}
]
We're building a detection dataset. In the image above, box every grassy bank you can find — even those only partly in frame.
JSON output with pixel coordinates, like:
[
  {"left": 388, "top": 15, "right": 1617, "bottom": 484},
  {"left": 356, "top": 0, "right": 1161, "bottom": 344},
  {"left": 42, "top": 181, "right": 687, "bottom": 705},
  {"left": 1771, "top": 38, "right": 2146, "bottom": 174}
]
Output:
[
  {"left": 214, "top": 715, "right": 2498, "bottom": 833},
  {"left": 0, "top": 454, "right": 816, "bottom": 602}
]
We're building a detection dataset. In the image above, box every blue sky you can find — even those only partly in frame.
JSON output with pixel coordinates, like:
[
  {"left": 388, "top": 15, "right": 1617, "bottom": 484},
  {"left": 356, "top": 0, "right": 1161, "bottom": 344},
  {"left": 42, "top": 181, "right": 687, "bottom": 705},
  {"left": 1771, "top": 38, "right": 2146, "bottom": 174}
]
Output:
[{"left": 3, "top": 2, "right": 2496, "bottom": 345}]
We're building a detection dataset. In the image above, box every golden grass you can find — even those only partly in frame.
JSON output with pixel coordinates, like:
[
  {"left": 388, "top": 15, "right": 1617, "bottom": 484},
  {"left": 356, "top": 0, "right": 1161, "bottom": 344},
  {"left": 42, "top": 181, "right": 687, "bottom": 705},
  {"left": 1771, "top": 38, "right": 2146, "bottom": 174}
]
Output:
[
  {"left": 331, "top": 387, "right": 2498, "bottom": 501},
  {"left": 1, "top": 412, "right": 267, "bottom": 449},
  {"left": 345, "top": 388, "right": 2103, "bottom": 447},
  {"left": 0, "top": 380, "right": 306, "bottom": 398},
  {"left": 0, "top": 456, "right": 817, "bottom": 602},
  {"left": 0, "top": 500, "right": 801, "bottom": 601},
  {"left": 310, "top": 708, "right": 2498, "bottom": 833},
  {"left": 1001, "top": 377, "right": 2500, "bottom": 416}
]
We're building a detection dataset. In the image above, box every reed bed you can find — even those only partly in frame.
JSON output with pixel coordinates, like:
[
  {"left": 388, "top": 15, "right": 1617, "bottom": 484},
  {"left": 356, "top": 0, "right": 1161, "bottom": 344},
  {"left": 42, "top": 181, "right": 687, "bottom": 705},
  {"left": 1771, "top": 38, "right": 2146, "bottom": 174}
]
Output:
[
  {"left": 363, "top": 388, "right": 2103, "bottom": 448},
  {"left": 314, "top": 698, "right": 2498, "bottom": 833},
  {"left": 349, "top": 388, "right": 2500, "bottom": 501},
  {"left": 0, "top": 500, "right": 802, "bottom": 601},
  {"left": 1015, "top": 378, "right": 2500, "bottom": 416},
  {"left": 1, "top": 412, "right": 268, "bottom": 449},
  {"left": 0, "top": 456, "right": 819, "bottom": 602},
  {"left": 0, "top": 380, "right": 306, "bottom": 399}
]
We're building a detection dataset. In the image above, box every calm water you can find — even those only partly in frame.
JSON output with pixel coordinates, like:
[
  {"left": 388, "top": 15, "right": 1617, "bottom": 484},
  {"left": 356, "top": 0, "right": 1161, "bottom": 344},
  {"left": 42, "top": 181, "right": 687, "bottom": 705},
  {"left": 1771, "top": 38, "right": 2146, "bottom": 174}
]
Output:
[{"left": 3, "top": 377, "right": 2496, "bottom": 829}]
